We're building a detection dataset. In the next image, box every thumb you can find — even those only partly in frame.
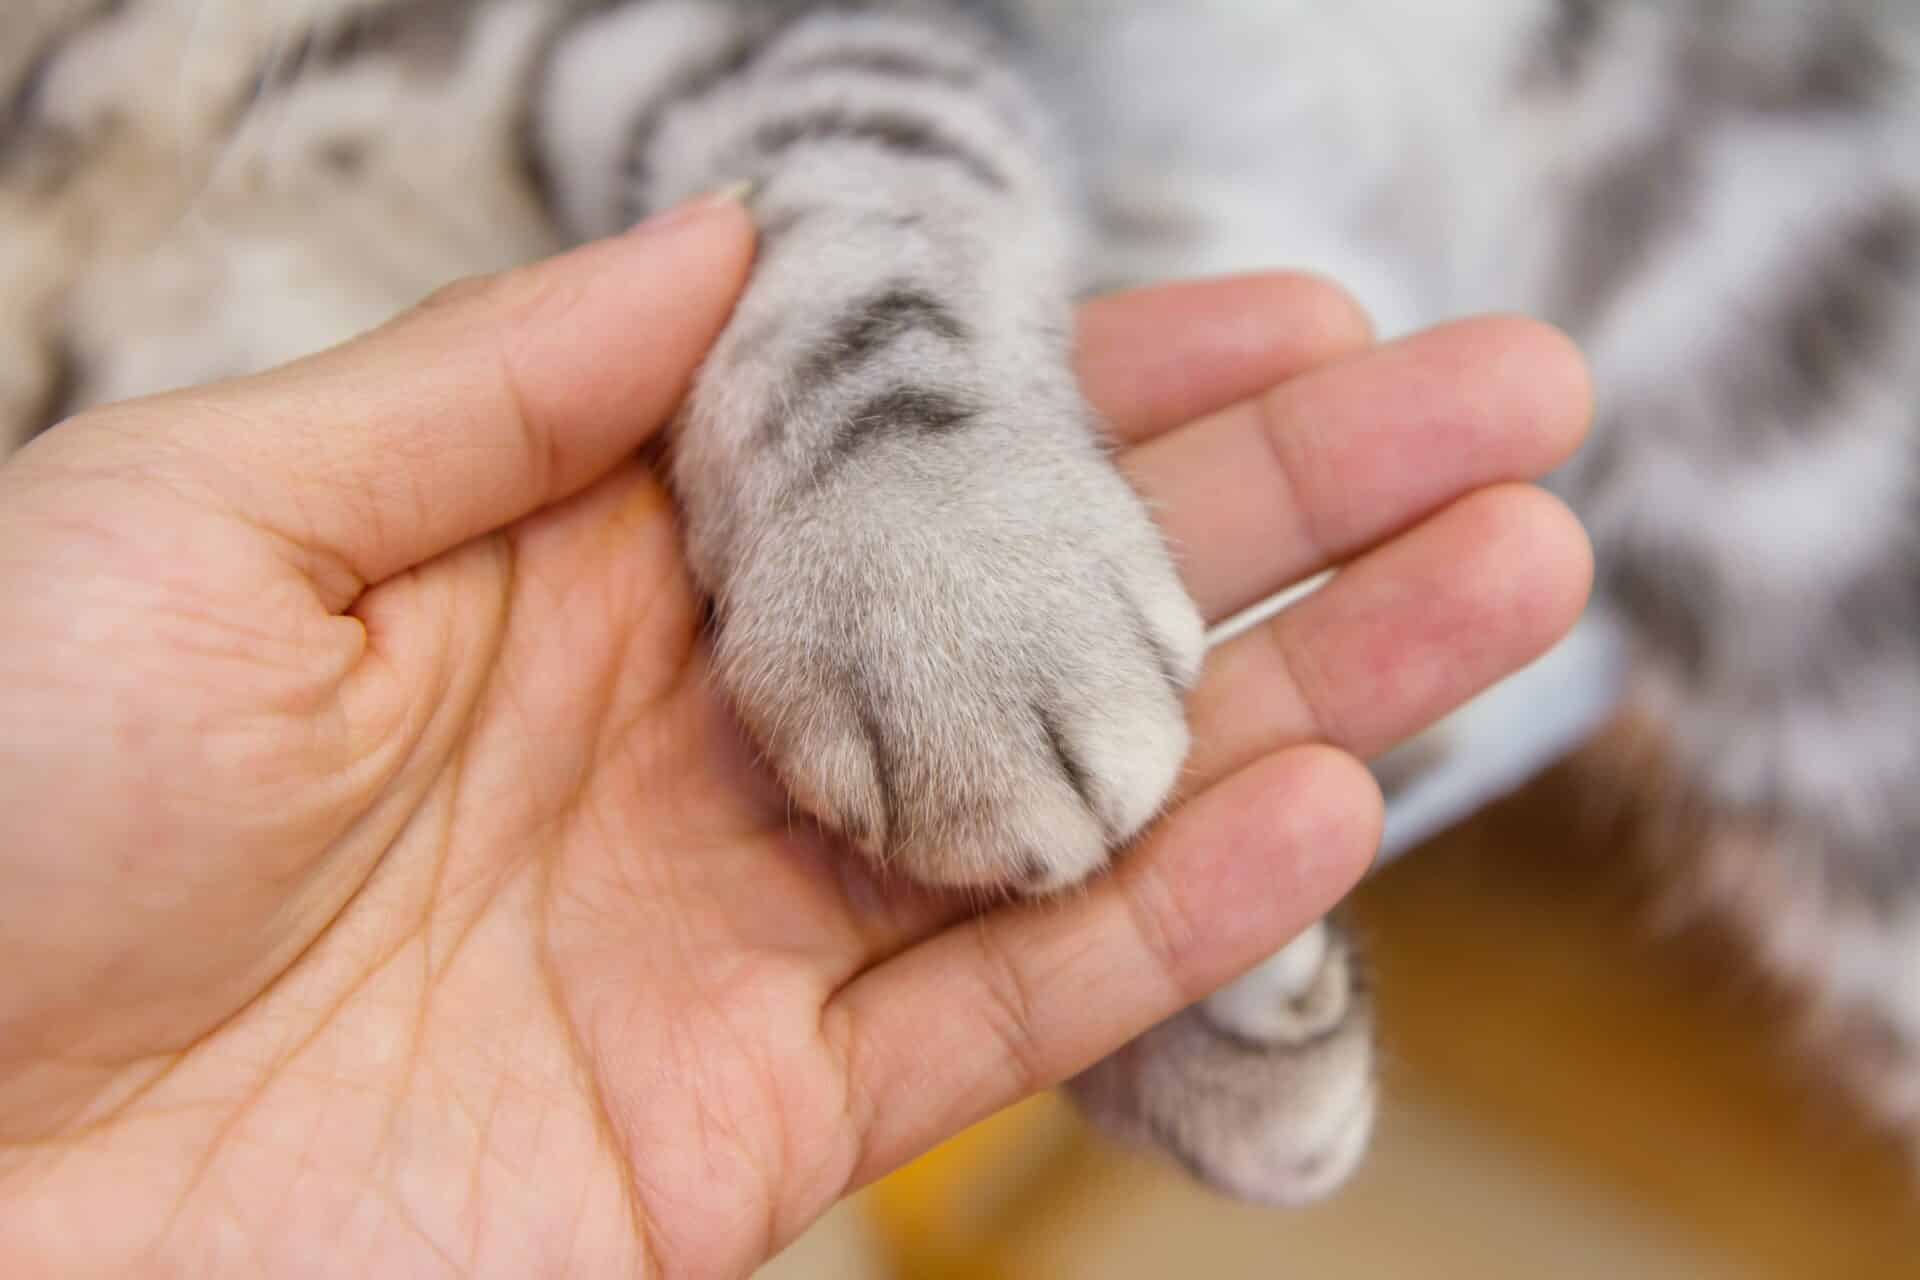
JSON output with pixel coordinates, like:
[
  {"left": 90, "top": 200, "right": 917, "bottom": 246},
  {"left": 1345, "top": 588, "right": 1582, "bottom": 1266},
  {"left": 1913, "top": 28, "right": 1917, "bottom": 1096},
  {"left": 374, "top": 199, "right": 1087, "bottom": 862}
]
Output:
[{"left": 72, "top": 191, "right": 754, "bottom": 606}]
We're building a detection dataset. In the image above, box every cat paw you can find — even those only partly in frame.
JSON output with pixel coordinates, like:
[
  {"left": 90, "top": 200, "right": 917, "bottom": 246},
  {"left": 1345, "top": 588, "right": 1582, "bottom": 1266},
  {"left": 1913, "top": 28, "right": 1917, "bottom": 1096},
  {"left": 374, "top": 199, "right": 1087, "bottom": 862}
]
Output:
[
  {"left": 1069, "top": 920, "right": 1376, "bottom": 1205},
  {"left": 704, "top": 382, "right": 1205, "bottom": 893}
]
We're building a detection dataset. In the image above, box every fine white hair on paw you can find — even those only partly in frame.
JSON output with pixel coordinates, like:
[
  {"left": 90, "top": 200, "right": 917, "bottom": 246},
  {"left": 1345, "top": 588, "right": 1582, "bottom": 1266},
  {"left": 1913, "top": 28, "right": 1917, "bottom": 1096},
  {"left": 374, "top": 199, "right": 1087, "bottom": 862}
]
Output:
[
  {"left": 1071, "top": 917, "right": 1376, "bottom": 1206},
  {"left": 537, "top": 0, "right": 1203, "bottom": 892}
]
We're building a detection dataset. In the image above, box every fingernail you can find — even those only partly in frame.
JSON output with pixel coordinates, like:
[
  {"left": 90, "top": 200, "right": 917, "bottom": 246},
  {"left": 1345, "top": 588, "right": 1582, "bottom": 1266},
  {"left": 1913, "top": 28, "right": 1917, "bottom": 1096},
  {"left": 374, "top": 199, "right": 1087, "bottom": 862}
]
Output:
[{"left": 623, "top": 180, "right": 757, "bottom": 239}]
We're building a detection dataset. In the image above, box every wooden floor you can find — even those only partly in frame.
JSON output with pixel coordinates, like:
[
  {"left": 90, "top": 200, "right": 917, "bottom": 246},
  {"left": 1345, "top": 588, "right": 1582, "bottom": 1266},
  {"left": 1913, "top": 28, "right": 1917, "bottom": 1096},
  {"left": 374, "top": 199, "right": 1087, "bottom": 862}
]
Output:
[
  {"left": 767, "top": 773, "right": 1920, "bottom": 1279},
  {"left": 1346, "top": 803, "right": 1919, "bottom": 1279}
]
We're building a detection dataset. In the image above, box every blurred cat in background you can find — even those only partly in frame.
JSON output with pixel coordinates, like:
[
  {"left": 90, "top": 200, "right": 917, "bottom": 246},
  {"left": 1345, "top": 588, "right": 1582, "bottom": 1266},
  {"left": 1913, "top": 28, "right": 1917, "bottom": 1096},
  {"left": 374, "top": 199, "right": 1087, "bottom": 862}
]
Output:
[{"left": 4, "top": 0, "right": 1917, "bottom": 1200}]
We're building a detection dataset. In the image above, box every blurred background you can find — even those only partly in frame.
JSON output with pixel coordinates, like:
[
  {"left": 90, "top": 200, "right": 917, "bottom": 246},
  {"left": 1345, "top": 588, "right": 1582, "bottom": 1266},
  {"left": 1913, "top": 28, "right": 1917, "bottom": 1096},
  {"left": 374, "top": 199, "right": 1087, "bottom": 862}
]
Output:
[{"left": 762, "top": 746, "right": 1920, "bottom": 1279}]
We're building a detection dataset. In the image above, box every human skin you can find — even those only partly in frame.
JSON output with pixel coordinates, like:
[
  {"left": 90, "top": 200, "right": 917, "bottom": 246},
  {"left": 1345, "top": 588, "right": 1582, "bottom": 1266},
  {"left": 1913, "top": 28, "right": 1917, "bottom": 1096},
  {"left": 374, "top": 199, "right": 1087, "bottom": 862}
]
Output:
[{"left": 0, "top": 194, "right": 1592, "bottom": 1277}]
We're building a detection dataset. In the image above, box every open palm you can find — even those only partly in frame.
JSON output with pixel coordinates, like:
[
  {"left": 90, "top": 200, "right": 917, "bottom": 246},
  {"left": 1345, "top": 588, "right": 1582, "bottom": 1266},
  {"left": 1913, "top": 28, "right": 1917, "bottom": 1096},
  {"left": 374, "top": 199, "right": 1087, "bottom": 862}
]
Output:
[{"left": 0, "top": 202, "right": 1591, "bottom": 1278}]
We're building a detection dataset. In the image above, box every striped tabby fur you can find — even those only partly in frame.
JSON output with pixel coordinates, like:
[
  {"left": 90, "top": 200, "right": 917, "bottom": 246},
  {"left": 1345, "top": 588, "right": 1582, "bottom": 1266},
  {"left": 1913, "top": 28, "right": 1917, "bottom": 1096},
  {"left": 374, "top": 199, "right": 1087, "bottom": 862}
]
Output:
[{"left": 3, "top": 0, "right": 1917, "bottom": 1202}]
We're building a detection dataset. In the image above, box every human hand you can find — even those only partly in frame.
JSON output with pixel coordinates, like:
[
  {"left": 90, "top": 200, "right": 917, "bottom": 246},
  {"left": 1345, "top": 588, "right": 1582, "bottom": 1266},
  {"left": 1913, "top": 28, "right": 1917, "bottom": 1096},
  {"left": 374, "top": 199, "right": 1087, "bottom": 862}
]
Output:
[{"left": 0, "top": 194, "right": 1591, "bottom": 1277}]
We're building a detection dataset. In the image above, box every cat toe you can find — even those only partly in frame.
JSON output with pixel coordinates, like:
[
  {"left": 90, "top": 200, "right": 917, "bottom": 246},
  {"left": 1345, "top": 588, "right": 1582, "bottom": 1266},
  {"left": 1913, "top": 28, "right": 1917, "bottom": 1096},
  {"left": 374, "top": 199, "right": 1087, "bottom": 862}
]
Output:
[{"left": 1070, "top": 918, "right": 1376, "bottom": 1205}]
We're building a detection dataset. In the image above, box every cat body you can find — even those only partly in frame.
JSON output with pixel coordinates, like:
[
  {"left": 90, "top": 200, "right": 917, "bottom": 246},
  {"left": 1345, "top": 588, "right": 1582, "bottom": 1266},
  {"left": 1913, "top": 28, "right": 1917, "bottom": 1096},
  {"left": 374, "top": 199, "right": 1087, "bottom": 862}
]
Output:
[{"left": 5, "top": 0, "right": 1919, "bottom": 1200}]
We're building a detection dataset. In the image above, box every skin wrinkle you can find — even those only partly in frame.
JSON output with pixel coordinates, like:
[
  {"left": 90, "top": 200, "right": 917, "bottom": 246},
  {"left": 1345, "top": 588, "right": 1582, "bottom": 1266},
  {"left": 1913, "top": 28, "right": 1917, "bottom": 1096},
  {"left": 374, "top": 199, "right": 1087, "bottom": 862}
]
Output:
[
  {"left": 1260, "top": 609, "right": 1346, "bottom": 760},
  {"left": 380, "top": 747, "right": 470, "bottom": 1268},
  {"left": 215, "top": 1172, "right": 279, "bottom": 1277},
  {"left": 539, "top": 1069, "right": 596, "bottom": 1277},
  {"left": 373, "top": 1175, "right": 471, "bottom": 1279},
  {"left": 2, "top": 545, "right": 491, "bottom": 1141},
  {"left": 101, "top": 404, "right": 374, "bottom": 611},
  {"left": 132, "top": 538, "right": 515, "bottom": 1255},
  {"left": 956, "top": 916, "right": 1050, "bottom": 1103},
  {"left": 753, "top": 1010, "right": 814, "bottom": 1269},
  {"left": 534, "top": 856, "right": 657, "bottom": 1276},
  {"left": 1250, "top": 381, "right": 1331, "bottom": 578},
  {"left": 77, "top": 405, "right": 303, "bottom": 559},
  {"left": 270, "top": 1066, "right": 366, "bottom": 1243},
  {"left": 0, "top": 1053, "right": 185, "bottom": 1163},
  {"left": 371, "top": 919, "right": 546, "bottom": 1270},
  {"left": 572, "top": 491, "right": 711, "bottom": 786},
  {"left": 151, "top": 935, "right": 397, "bottom": 1265},
  {"left": 812, "top": 994, "right": 881, "bottom": 1191},
  {"left": 467, "top": 548, "right": 597, "bottom": 856},
  {"left": 1113, "top": 847, "right": 1203, "bottom": 1018},
  {"left": 624, "top": 985, "right": 750, "bottom": 1269},
  {"left": 483, "top": 278, "right": 568, "bottom": 537},
  {"left": 624, "top": 958, "right": 789, "bottom": 1266}
]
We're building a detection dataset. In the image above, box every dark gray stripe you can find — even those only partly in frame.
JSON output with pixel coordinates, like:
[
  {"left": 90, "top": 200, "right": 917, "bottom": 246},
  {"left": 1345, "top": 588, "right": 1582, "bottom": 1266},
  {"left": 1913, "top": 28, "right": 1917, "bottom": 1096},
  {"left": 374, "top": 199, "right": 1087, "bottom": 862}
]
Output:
[
  {"left": 1605, "top": 540, "right": 1716, "bottom": 680},
  {"left": 937, "top": 0, "right": 1019, "bottom": 42},
  {"left": 1700, "top": 18, "right": 1899, "bottom": 117},
  {"left": 752, "top": 107, "right": 1010, "bottom": 190},
  {"left": 826, "top": 385, "right": 979, "bottom": 467},
  {"left": 756, "top": 0, "right": 1019, "bottom": 43},
  {"left": 514, "top": 1, "right": 636, "bottom": 222},
  {"left": 618, "top": 32, "right": 765, "bottom": 226},
  {"left": 756, "top": 204, "right": 815, "bottom": 246},
  {"left": 1774, "top": 200, "right": 1919, "bottom": 422},
  {"left": 1778, "top": 22, "right": 1897, "bottom": 114},
  {"left": 238, "top": 0, "right": 480, "bottom": 125},
  {"left": 801, "top": 286, "right": 967, "bottom": 385},
  {"left": 283, "top": 0, "right": 478, "bottom": 78},
  {"left": 1553, "top": 130, "right": 1698, "bottom": 330},
  {"left": 513, "top": 10, "right": 573, "bottom": 221},
  {"left": 1686, "top": 197, "right": 1920, "bottom": 459},
  {"left": 6, "top": 0, "right": 126, "bottom": 111},
  {"left": 1831, "top": 508, "right": 1920, "bottom": 659},
  {"left": 776, "top": 285, "right": 973, "bottom": 449},
  {"left": 1526, "top": 0, "right": 1606, "bottom": 89},
  {"left": 2, "top": 0, "right": 126, "bottom": 163},
  {"left": 773, "top": 45, "right": 979, "bottom": 90}
]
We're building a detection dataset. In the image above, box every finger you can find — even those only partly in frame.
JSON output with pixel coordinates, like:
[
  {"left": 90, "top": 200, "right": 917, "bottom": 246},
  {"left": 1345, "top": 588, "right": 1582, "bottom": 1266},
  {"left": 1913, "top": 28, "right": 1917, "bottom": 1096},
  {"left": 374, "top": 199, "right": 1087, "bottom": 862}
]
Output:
[
  {"left": 1185, "top": 484, "right": 1593, "bottom": 790},
  {"left": 827, "top": 744, "right": 1382, "bottom": 1186},
  {"left": 824, "top": 487, "right": 1586, "bottom": 970},
  {"left": 1122, "top": 315, "right": 1591, "bottom": 622},
  {"left": 92, "top": 195, "right": 755, "bottom": 606},
  {"left": 1075, "top": 273, "right": 1373, "bottom": 443}
]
